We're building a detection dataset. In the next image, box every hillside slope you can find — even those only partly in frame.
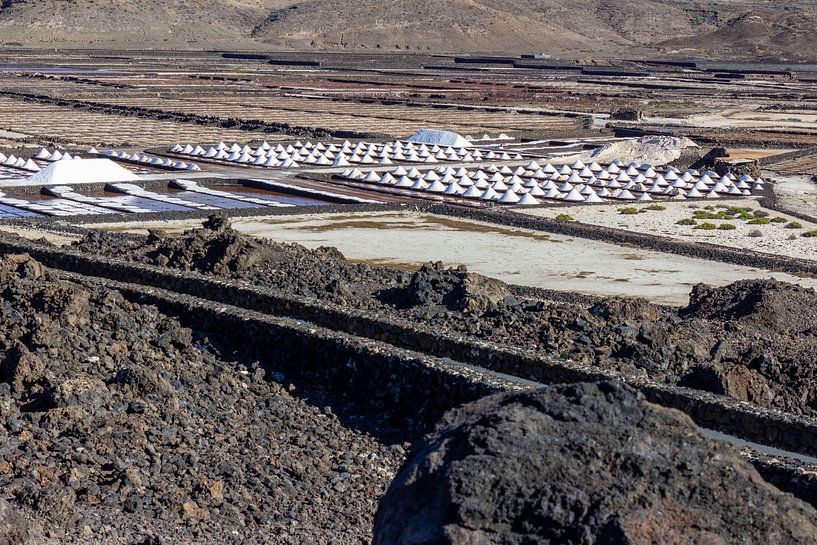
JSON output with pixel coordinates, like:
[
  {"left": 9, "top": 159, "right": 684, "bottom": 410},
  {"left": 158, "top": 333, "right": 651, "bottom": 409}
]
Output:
[{"left": 0, "top": 0, "right": 814, "bottom": 61}]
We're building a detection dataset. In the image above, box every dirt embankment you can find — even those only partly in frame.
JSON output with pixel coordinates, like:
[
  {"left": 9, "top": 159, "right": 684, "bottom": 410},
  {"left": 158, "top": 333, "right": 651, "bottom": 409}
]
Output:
[
  {"left": 72, "top": 217, "right": 817, "bottom": 416},
  {"left": 0, "top": 253, "right": 403, "bottom": 544}
]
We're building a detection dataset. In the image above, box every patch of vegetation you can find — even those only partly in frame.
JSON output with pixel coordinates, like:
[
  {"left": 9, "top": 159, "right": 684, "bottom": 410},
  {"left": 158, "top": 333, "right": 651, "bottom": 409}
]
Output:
[
  {"left": 748, "top": 229, "right": 763, "bottom": 238},
  {"left": 770, "top": 217, "right": 787, "bottom": 223},
  {"left": 693, "top": 211, "right": 731, "bottom": 220},
  {"left": 802, "top": 230, "right": 817, "bottom": 238},
  {"left": 644, "top": 204, "right": 666, "bottom": 211},
  {"left": 747, "top": 218, "right": 771, "bottom": 225},
  {"left": 718, "top": 223, "right": 737, "bottom": 231},
  {"left": 676, "top": 218, "right": 697, "bottom": 226},
  {"left": 555, "top": 214, "right": 575, "bottom": 222},
  {"left": 753, "top": 210, "right": 769, "bottom": 218},
  {"left": 694, "top": 222, "right": 718, "bottom": 230},
  {"left": 785, "top": 221, "right": 803, "bottom": 229},
  {"left": 618, "top": 207, "right": 639, "bottom": 215}
]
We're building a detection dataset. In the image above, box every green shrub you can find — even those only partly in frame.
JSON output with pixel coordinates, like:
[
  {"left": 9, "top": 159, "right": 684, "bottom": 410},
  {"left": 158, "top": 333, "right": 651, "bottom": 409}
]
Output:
[
  {"left": 619, "top": 207, "right": 639, "bottom": 215},
  {"left": 748, "top": 229, "right": 763, "bottom": 238},
  {"left": 555, "top": 214, "right": 575, "bottom": 222},
  {"left": 747, "top": 218, "right": 771, "bottom": 225},
  {"left": 785, "top": 221, "right": 803, "bottom": 229},
  {"left": 704, "top": 205, "right": 715, "bottom": 210},
  {"left": 693, "top": 211, "right": 730, "bottom": 220},
  {"left": 753, "top": 210, "right": 769, "bottom": 218},
  {"left": 770, "top": 217, "right": 787, "bottom": 223},
  {"left": 718, "top": 223, "right": 737, "bottom": 230},
  {"left": 727, "top": 206, "right": 752, "bottom": 214},
  {"left": 694, "top": 222, "right": 718, "bottom": 230},
  {"left": 802, "top": 230, "right": 817, "bottom": 238},
  {"left": 676, "top": 218, "right": 697, "bottom": 226},
  {"left": 645, "top": 204, "right": 666, "bottom": 211}
]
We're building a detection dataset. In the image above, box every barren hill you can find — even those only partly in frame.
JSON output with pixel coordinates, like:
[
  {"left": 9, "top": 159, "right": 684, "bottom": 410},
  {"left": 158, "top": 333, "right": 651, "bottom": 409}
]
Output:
[{"left": 0, "top": 0, "right": 815, "bottom": 61}]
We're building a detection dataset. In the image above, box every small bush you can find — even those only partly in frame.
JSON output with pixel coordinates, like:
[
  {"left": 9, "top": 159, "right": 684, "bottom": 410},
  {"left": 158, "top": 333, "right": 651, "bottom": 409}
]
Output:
[
  {"left": 785, "top": 221, "right": 803, "bottom": 229},
  {"left": 645, "top": 204, "right": 666, "bottom": 211},
  {"left": 727, "top": 206, "right": 752, "bottom": 214},
  {"left": 770, "top": 217, "right": 787, "bottom": 223},
  {"left": 718, "top": 223, "right": 737, "bottom": 230},
  {"left": 753, "top": 210, "right": 769, "bottom": 218},
  {"left": 619, "top": 207, "right": 639, "bottom": 215},
  {"left": 555, "top": 214, "right": 575, "bottom": 222},
  {"left": 694, "top": 222, "right": 718, "bottom": 230},
  {"left": 802, "top": 230, "right": 817, "bottom": 238},
  {"left": 748, "top": 229, "right": 763, "bottom": 238},
  {"left": 747, "top": 218, "right": 771, "bottom": 225},
  {"left": 676, "top": 218, "right": 697, "bottom": 226},
  {"left": 693, "top": 211, "right": 729, "bottom": 220},
  {"left": 789, "top": 234, "right": 798, "bottom": 240},
  {"left": 704, "top": 205, "right": 715, "bottom": 210}
]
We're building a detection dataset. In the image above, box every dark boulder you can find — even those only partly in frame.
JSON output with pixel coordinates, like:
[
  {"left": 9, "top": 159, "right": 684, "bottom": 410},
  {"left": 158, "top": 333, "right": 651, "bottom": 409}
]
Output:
[{"left": 373, "top": 382, "right": 817, "bottom": 545}]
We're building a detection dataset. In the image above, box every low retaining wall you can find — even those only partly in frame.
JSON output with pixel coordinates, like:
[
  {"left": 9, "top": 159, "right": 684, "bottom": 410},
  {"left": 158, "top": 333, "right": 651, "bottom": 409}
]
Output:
[
  {"left": 64, "top": 272, "right": 527, "bottom": 441},
  {"left": 1, "top": 237, "right": 817, "bottom": 458}
]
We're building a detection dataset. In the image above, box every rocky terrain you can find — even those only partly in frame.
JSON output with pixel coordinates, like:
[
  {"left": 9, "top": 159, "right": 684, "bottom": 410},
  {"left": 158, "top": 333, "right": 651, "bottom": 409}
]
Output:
[
  {"left": 73, "top": 218, "right": 817, "bottom": 416},
  {"left": 373, "top": 381, "right": 817, "bottom": 544},
  {"left": 0, "top": 0, "right": 815, "bottom": 60},
  {"left": 0, "top": 252, "right": 404, "bottom": 544}
]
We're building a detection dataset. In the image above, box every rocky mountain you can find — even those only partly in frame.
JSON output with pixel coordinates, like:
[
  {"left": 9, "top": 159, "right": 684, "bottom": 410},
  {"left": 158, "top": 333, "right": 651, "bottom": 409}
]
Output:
[{"left": 0, "top": 0, "right": 814, "bottom": 61}]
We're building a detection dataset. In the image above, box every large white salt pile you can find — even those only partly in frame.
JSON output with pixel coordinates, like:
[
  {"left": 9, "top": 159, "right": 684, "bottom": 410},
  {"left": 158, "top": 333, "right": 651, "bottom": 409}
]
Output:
[
  {"left": 24, "top": 158, "right": 139, "bottom": 185},
  {"left": 406, "top": 129, "right": 473, "bottom": 148}
]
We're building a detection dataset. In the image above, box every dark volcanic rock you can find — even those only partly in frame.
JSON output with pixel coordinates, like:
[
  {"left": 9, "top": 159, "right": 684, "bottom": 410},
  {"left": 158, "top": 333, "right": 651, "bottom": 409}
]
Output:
[
  {"left": 0, "top": 253, "right": 402, "bottom": 544},
  {"left": 682, "top": 278, "right": 817, "bottom": 335},
  {"left": 373, "top": 382, "right": 817, "bottom": 545},
  {"left": 403, "top": 261, "right": 511, "bottom": 313},
  {"left": 72, "top": 219, "right": 817, "bottom": 416},
  {"left": 0, "top": 499, "right": 28, "bottom": 545}
]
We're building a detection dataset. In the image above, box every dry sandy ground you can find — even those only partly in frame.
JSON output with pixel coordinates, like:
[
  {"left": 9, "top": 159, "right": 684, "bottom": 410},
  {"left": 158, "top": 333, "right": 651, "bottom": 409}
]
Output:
[
  {"left": 85, "top": 211, "right": 817, "bottom": 306},
  {"left": 0, "top": 225, "right": 81, "bottom": 246},
  {"left": 684, "top": 109, "right": 817, "bottom": 131},
  {"left": 767, "top": 175, "right": 817, "bottom": 220},
  {"left": 517, "top": 198, "right": 817, "bottom": 261}
]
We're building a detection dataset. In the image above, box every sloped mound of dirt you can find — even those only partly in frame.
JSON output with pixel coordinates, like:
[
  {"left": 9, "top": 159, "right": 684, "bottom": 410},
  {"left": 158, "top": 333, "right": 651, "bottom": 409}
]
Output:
[
  {"left": 682, "top": 278, "right": 817, "bottom": 336},
  {"left": 373, "top": 382, "right": 817, "bottom": 545},
  {"left": 0, "top": 253, "right": 401, "bottom": 544},
  {"left": 401, "top": 261, "right": 512, "bottom": 313}
]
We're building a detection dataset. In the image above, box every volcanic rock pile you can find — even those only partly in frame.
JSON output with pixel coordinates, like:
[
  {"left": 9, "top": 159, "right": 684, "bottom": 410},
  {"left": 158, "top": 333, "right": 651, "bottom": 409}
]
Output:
[
  {"left": 0, "top": 253, "right": 402, "bottom": 544},
  {"left": 72, "top": 218, "right": 817, "bottom": 416}
]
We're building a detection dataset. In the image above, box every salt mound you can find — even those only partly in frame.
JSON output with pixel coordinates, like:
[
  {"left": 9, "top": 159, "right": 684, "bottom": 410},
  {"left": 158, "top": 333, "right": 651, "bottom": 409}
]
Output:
[
  {"left": 374, "top": 382, "right": 817, "bottom": 545},
  {"left": 24, "top": 158, "right": 138, "bottom": 185},
  {"left": 406, "top": 129, "right": 472, "bottom": 148}
]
